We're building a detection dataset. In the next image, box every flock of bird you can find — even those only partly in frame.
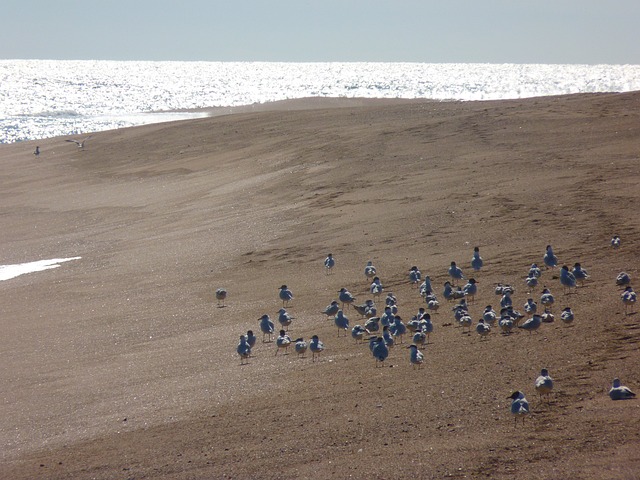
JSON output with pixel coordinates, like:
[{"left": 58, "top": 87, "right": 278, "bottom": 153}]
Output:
[{"left": 225, "top": 235, "right": 636, "bottom": 424}]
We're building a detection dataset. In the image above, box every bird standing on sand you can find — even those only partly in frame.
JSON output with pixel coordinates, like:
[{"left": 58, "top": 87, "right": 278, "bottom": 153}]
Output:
[
  {"left": 364, "top": 261, "right": 377, "bottom": 281},
  {"left": 334, "top": 310, "right": 350, "bottom": 336},
  {"left": 571, "top": 263, "right": 589, "bottom": 286},
  {"left": 611, "top": 235, "right": 621, "bottom": 249},
  {"left": 621, "top": 286, "right": 637, "bottom": 315},
  {"left": 616, "top": 272, "right": 631, "bottom": 287},
  {"left": 609, "top": 378, "right": 636, "bottom": 400},
  {"left": 322, "top": 300, "right": 340, "bottom": 319},
  {"left": 543, "top": 245, "right": 558, "bottom": 268},
  {"left": 372, "top": 337, "right": 389, "bottom": 367},
  {"left": 524, "top": 298, "right": 537, "bottom": 316},
  {"left": 559, "top": 265, "right": 577, "bottom": 294},
  {"left": 370, "top": 276, "right": 384, "bottom": 300},
  {"left": 294, "top": 338, "right": 308, "bottom": 358},
  {"left": 448, "top": 261, "right": 465, "bottom": 285},
  {"left": 482, "top": 305, "right": 497, "bottom": 325},
  {"left": 475, "top": 319, "right": 491, "bottom": 339},
  {"left": 463, "top": 278, "right": 478, "bottom": 303},
  {"left": 278, "top": 308, "right": 294, "bottom": 330},
  {"left": 471, "top": 246, "right": 483, "bottom": 271},
  {"left": 33, "top": 146, "right": 40, "bottom": 156},
  {"left": 215, "top": 288, "right": 227, "bottom": 307},
  {"left": 508, "top": 391, "right": 530, "bottom": 425},
  {"left": 245, "top": 330, "right": 257, "bottom": 349},
  {"left": 519, "top": 314, "right": 542, "bottom": 334},
  {"left": 351, "top": 325, "right": 368, "bottom": 343},
  {"left": 408, "top": 344, "right": 424, "bottom": 368},
  {"left": 560, "top": 307, "right": 574, "bottom": 324},
  {"left": 535, "top": 368, "right": 554, "bottom": 401},
  {"left": 309, "top": 335, "right": 325, "bottom": 361},
  {"left": 65, "top": 135, "right": 92, "bottom": 149},
  {"left": 409, "top": 266, "right": 421, "bottom": 288},
  {"left": 237, "top": 335, "right": 251, "bottom": 365},
  {"left": 540, "top": 287, "right": 555, "bottom": 311},
  {"left": 529, "top": 264, "right": 542, "bottom": 278},
  {"left": 279, "top": 285, "right": 293, "bottom": 307},
  {"left": 275, "top": 330, "right": 292, "bottom": 355},
  {"left": 324, "top": 253, "right": 335, "bottom": 274},
  {"left": 258, "top": 314, "right": 275, "bottom": 342},
  {"left": 338, "top": 287, "right": 356, "bottom": 308}
]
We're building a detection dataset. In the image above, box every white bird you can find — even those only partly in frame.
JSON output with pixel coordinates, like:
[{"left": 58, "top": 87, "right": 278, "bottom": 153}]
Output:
[
  {"left": 559, "top": 265, "right": 577, "bottom": 294},
  {"left": 275, "top": 330, "right": 292, "bottom": 355},
  {"left": 408, "top": 266, "right": 421, "bottom": 287},
  {"left": 279, "top": 285, "right": 294, "bottom": 307},
  {"left": 258, "top": 314, "right": 275, "bottom": 342},
  {"left": 237, "top": 335, "right": 251, "bottom": 365},
  {"left": 482, "top": 305, "right": 497, "bottom": 325},
  {"left": 65, "top": 135, "right": 92, "bottom": 149},
  {"left": 408, "top": 344, "right": 424, "bottom": 368},
  {"left": 571, "top": 262, "right": 589, "bottom": 286},
  {"left": 611, "top": 235, "right": 621, "bottom": 249},
  {"left": 462, "top": 278, "right": 478, "bottom": 303},
  {"left": 33, "top": 146, "right": 40, "bottom": 156},
  {"left": 535, "top": 368, "right": 554, "bottom": 401},
  {"left": 215, "top": 287, "right": 227, "bottom": 307},
  {"left": 294, "top": 337, "right": 308, "bottom": 358},
  {"left": 324, "top": 253, "right": 335, "bottom": 274},
  {"left": 334, "top": 310, "right": 350, "bottom": 336},
  {"left": 245, "top": 330, "right": 257, "bottom": 349},
  {"left": 524, "top": 298, "right": 537, "bottom": 316},
  {"left": 475, "top": 319, "right": 491, "bottom": 339},
  {"left": 508, "top": 391, "right": 530, "bottom": 425},
  {"left": 364, "top": 261, "right": 377, "bottom": 281},
  {"left": 499, "top": 315, "right": 514, "bottom": 335},
  {"left": 278, "top": 308, "right": 294, "bottom": 330},
  {"left": 448, "top": 261, "right": 465, "bottom": 284},
  {"left": 322, "top": 301, "right": 340, "bottom": 319},
  {"left": 309, "top": 335, "right": 325, "bottom": 361},
  {"left": 621, "top": 286, "right": 637, "bottom": 315},
  {"left": 560, "top": 307, "right": 574, "bottom": 325},
  {"left": 519, "top": 314, "right": 542, "bottom": 334},
  {"left": 609, "top": 378, "right": 636, "bottom": 400},
  {"left": 370, "top": 276, "right": 384, "bottom": 300},
  {"left": 338, "top": 287, "right": 356, "bottom": 308},
  {"left": 351, "top": 324, "right": 368, "bottom": 343},
  {"left": 540, "top": 287, "right": 555, "bottom": 311},
  {"left": 372, "top": 337, "right": 389, "bottom": 367},
  {"left": 471, "top": 246, "right": 483, "bottom": 271},
  {"left": 543, "top": 244, "right": 558, "bottom": 268}
]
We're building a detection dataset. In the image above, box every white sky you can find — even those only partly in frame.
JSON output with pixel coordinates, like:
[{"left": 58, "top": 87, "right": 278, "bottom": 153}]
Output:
[{"left": 1, "top": 1, "right": 639, "bottom": 63}]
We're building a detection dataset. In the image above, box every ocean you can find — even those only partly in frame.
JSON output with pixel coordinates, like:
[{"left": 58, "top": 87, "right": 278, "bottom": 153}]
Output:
[{"left": 1, "top": 60, "right": 639, "bottom": 144}]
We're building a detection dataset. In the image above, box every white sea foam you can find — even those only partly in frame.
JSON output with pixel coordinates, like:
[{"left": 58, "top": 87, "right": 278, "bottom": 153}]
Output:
[
  {"left": 0, "top": 257, "right": 81, "bottom": 281},
  {"left": 1, "top": 60, "right": 639, "bottom": 143}
]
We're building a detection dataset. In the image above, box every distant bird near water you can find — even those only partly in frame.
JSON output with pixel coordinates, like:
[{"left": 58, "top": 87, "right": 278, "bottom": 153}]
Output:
[
  {"left": 279, "top": 285, "right": 293, "bottom": 307},
  {"left": 471, "top": 246, "right": 483, "bottom": 271},
  {"left": 65, "top": 135, "right": 92, "bottom": 149},
  {"left": 215, "top": 288, "right": 227, "bottom": 307},
  {"left": 543, "top": 245, "right": 558, "bottom": 268},
  {"left": 324, "top": 253, "right": 335, "bottom": 274},
  {"left": 609, "top": 378, "right": 636, "bottom": 400},
  {"left": 508, "top": 391, "right": 530, "bottom": 425}
]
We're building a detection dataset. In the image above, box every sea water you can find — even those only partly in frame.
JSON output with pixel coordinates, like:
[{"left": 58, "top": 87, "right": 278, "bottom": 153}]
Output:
[{"left": 1, "top": 60, "right": 639, "bottom": 143}]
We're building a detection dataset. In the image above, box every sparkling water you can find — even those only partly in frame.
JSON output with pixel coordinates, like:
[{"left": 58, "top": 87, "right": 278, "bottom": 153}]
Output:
[{"left": 1, "top": 60, "right": 639, "bottom": 143}]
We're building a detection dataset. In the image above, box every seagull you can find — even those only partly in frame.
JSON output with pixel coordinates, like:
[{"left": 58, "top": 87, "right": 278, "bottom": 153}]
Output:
[
  {"left": 338, "top": 287, "right": 356, "bottom": 309},
  {"left": 475, "top": 319, "right": 491, "bottom": 339},
  {"left": 535, "top": 368, "right": 554, "bottom": 402},
  {"left": 65, "top": 135, "right": 92, "bottom": 149},
  {"left": 443, "top": 281, "right": 454, "bottom": 302},
  {"left": 528, "top": 264, "right": 542, "bottom": 278},
  {"left": 277, "top": 308, "right": 294, "bottom": 330},
  {"left": 351, "top": 324, "right": 368, "bottom": 344},
  {"left": 382, "top": 325, "right": 395, "bottom": 348},
  {"left": 508, "top": 391, "right": 530, "bottom": 425},
  {"left": 519, "top": 314, "right": 542, "bottom": 334},
  {"left": 372, "top": 337, "right": 389, "bottom": 367},
  {"left": 275, "top": 330, "right": 292, "bottom": 355},
  {"left": 370, "top": 277, "right": 384, "bottom": 300},
  {"left": 324, "top": 253, "right": 335, "bottom": 274},
  {"left": 611, "top": 235, "right": 621, "bottom": 249},
  {"left": 621, "top": 286, "right": 637, "bottom": 315},
  {"left": 540, "top": 287, "right": 555, "bottom": 311},
  {"left": 609, "top": 378, "right": 636, "bottom": 400},
  {"left": 560, "top": 307, "right": 574, "bottom": 325},
  {"left": 409, "top": 266, "right": 422, "bottom": 288},
  {"left": 245, "top": 330, "right": 257, "bottom": 349},
  {"left": 420, "top": 276, "right": 433, "bottom": 297},
  {"left": 616, "top": 272, "right": 631, "bottom": 287},
  {"left": 412, "top": 330, "right": 427, "bottom": 348},
  {"left": 294, "top": 337, "right": 308, "bottom": 358},
  {"left": 258, "top": 314, "right": 275, "bottom": 342},
  {"left": 334, "top": 309, "right": 350, "bottom": 336},
  {"left": 571, "top": 263, "right": 589, "bottom": 286},
  {"left": 33, "top": 146, "right": 40, "bottom": 156},
  {"left": 499, "top": 314, "right": 514, "bottom": 335},
  {"left": 459, "top": 313, "right": 473, "bottom": 333},
  {"left": 419, "top": 314, "right": 434, "bottom": 341},
  {"left": 408, "top": 344, "right": 424, "bottom": 368},
  {"left": 471, "top": 246, "right": 483, "bottom": 271},
  {"left": 462, "top": 278, "right": 478, "bottom": 303},
  {"left": 525, "top": 275, "right": 539, "bottom": 293},
  {"left": 279, "top": 285, "right": 293, "bottom": 307},
  {"left": 380, "top": 307, "right": 394, "bottom": 327},
  {"left": 309, "top": 335, "right": 325, "bottom": 361},
  {"left": 559, "top": 265, "right": 577, "bottom": 294},
  {"left": 448, "top": 261, "right": 465, "bottom": 285},
  {"left": 364, "top": 261, "right": 377, "bottom": 281},
  {"left": 385, "top": 292, "right": 397, "bottom": 307},
  {"left": 364, "top": 316, "right": 380, "bottom": 332},
  {"left": 482, "top": 305, "right": 497, "bottom": 325},
  {"left": 322, "top": 300, "right": 340, "bottom": 319},
  {"left": 500, "top": 291, "right": 513, "bottom": 309},
  {"left": 390, "top": 315, "right": 407, "bottom": 342},
  {"left": 215, "top": 288, "right": 227, "bottom": 307},
  {"left": 541, "top": 308, "right": 554, "bottom": 323},
  {"left": 543, "top": 245, "right": 558, "bottom": 269},
  {"left": 237, "top": 335, "right": 251, "bottom": 365},
  {"left": 524, "top": 298, "right": 537, "bottom": 317},
  {"left": 353, "top": 300, "right": 374, "bottom": 317}
]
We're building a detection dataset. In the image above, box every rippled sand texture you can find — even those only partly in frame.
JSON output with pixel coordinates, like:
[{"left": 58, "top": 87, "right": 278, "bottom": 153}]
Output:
[{"left": 1, "top": 93, "right": 639, "bottom": 479}]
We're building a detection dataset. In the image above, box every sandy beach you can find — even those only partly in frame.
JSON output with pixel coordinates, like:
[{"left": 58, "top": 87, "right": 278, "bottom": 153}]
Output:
[{"left": 1, "top": 92, "right": 639, "bottom": 479}]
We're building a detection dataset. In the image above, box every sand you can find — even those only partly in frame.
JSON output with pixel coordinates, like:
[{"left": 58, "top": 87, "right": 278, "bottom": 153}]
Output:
[{"left": 1, "top": 93, "right": 639, "bottom": 479}]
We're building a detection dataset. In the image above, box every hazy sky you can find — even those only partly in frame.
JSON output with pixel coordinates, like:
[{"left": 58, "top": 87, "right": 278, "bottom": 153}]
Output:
[{"left": 2, "top": 1, "right": 639, "bottom": 63}]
